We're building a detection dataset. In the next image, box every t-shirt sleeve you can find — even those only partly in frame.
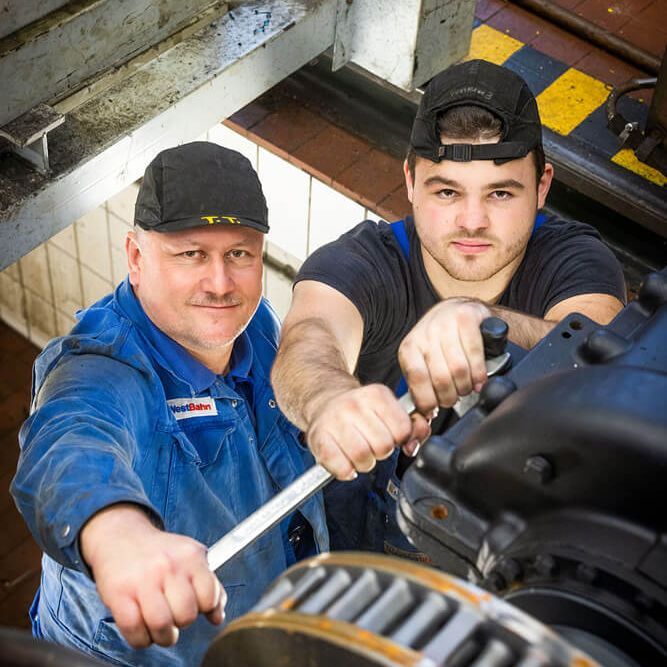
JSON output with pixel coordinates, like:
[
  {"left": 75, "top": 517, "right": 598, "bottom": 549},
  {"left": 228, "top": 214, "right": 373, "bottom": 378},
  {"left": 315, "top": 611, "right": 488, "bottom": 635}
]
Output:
[
  {"left": 512, "top": 218, "right": 627, "bottom": 317},
  {"left": 295, "top": 221, "right": 411, "bottom": 351}
]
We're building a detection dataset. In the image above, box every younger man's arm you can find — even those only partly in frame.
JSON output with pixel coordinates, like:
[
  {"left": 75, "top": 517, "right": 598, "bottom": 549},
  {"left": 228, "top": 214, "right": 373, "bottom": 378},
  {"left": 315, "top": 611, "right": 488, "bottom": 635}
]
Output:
[{"left": 272, "top": 280, "right": 429, "bottom": 480}]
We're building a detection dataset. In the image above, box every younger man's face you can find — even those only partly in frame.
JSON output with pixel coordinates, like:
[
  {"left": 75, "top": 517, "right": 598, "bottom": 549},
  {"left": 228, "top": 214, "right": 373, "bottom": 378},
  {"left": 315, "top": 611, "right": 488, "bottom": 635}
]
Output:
[{"left": 405, "top": 136, "right": 553, "bottom": 285}]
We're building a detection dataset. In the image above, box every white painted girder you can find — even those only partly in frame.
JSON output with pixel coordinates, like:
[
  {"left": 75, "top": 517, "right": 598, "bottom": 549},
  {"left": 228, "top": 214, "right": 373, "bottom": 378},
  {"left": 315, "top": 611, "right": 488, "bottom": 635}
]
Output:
[{"left": 0, "top": 0, "right": 338, "bottom": 271}]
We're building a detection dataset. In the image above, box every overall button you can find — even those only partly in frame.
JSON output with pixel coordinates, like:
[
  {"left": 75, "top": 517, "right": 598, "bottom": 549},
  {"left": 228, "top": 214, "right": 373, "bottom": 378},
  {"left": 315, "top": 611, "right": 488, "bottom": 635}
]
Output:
[
  {"left": 61, "top": 524, "right": 71, "bottom": 538},
  {"left": 268, "top": 399, "right": 277, "bottom": 408},
  {"left": 231, "top": 399, "right": 238, "bottom": 408}
]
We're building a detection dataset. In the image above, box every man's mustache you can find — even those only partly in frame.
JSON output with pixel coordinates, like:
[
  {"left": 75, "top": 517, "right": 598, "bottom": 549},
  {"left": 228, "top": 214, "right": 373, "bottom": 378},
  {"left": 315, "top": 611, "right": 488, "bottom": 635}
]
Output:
[{"left": 187, "top": 294, "right": 242, "bottom": 307}]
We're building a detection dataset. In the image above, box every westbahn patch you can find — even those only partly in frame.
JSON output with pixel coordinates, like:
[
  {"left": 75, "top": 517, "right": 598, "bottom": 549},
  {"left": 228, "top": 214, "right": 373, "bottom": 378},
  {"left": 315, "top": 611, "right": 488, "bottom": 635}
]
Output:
[{"left": 167, "top": 397, "right": 218, "bottom": 420}]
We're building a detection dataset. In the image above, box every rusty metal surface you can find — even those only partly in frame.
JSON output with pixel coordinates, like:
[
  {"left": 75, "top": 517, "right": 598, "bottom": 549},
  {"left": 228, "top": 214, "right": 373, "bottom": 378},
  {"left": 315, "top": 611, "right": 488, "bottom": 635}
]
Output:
[
  {"left": 0, "top": 0, "right": 226, "bottom": 127},
  {"left": 206, "top": 552, "right": 601, "bottom": 667},
  {"left": 209, "top": 612, "right": 427, "bottom": 667},
  {"left": 0, "top": 0, "right": 338, "bottom": 271}
]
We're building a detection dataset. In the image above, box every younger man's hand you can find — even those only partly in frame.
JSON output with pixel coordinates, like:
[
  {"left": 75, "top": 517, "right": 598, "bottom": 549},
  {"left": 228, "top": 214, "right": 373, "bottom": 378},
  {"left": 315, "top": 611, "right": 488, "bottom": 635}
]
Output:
[
  {"left": 306, "top": 384, "right": 431, "bottom": 480},
  {"left": 398, "top": 297, "right": 491, "bottom": 414}
]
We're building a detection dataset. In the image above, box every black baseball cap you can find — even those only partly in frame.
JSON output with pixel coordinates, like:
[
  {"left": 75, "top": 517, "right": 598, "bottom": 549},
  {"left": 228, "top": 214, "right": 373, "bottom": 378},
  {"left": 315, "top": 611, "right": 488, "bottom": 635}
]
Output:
[
  {"left": 134, "top": 141, "right": 269, "bottom": 233},
  {"left": 410, "top": 59, "right": 542, "bottom": 164}
]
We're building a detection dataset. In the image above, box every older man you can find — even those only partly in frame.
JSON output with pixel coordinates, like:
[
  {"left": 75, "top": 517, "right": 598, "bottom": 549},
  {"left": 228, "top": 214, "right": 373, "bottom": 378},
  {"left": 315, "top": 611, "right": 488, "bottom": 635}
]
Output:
[
  {"left": 272, "top": 60, "right": 626, "bottom": 557},
  {"left": 11, "top": 142, "right": 328, "bottom": 666}
]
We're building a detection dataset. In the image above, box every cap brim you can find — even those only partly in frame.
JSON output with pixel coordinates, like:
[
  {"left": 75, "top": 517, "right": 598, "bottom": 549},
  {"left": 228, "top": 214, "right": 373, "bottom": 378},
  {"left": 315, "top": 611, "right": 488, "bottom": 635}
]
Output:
[{"left": 141, "top": 216, "right": 269, "bottom": 234}]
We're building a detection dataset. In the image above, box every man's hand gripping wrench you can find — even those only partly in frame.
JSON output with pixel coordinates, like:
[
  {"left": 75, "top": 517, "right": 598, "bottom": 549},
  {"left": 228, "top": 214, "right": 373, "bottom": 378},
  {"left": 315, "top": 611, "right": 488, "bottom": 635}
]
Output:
[{"left": 207, "top": 317, "right": 510, "bottom": 572}]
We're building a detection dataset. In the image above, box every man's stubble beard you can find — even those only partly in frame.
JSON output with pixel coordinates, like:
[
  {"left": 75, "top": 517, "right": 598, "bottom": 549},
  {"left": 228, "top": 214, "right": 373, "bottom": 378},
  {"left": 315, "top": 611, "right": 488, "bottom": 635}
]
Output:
[
  {"left": 175, "top": 294, "right": 262, "bottom": 352},
  {"left": 416, "top": 210, "right": 534, "bottom": 283},
  {"left": 441, "top": 232, "right": 530, "bottom": 282}
]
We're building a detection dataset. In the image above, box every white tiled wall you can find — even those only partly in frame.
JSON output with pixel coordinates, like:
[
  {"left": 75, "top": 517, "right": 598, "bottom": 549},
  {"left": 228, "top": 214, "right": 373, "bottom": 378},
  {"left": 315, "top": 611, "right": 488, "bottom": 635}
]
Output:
[
  {"left": 0, "top": 124, "right": 382, "bottom": 346},
  {"left": 258, "top": 148, "right": 311, "bottom": 262},
  {"left": 308, "top": 179, "right": 365, "bottom": 254}
]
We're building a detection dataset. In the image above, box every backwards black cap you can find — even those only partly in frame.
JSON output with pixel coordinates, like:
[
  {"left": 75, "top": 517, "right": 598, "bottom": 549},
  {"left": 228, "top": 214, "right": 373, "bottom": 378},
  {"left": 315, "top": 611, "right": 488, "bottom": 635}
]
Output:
[
  {"left": 410, "top": 59, "right": 542, "bottom": 164},
  {"left": 135, "top": 141, "right": 269, "bottom": 233}
]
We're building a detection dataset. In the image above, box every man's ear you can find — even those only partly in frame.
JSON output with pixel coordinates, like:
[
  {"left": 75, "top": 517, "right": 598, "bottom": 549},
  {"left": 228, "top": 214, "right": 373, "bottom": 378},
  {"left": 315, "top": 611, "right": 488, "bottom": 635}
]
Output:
[
  {"left": 403, "top": 159, "right": 415, "bottom": 203},
  {"left": 126, "top": 230, "right": 143, "bottom": 287},
  {"left": 537, "top": 162, "right": 554, "bottom": 209}
]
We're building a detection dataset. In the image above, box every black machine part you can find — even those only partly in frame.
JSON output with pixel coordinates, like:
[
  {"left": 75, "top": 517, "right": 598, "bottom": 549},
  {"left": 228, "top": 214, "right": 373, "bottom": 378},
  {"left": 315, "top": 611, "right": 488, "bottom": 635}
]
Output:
[
  {"left": 398, "top": 266, "right": 667, "bottom": 667},
  {"left": 606, "top": 51, "right": 667, "bottom": 175},
  {"left": 0, "top": 627, "right": 107, "bottom": 667}
]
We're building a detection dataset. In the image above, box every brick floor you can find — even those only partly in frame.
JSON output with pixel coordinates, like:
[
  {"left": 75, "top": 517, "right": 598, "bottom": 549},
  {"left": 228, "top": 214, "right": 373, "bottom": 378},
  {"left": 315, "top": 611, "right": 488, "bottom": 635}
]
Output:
[
  {"left": 250, "top": 101, "right": 329, "bottom": 162},
  {"left": 551, "top": 0, "right": 586, "bottom": 9},
  {"left": 488, "top": 4, "right": 545, "bottom": 43},
  {"left": 376, "top": 185, "right": 412, "bottom": 223},
  {"left": 575, "top": 0, "right": 636, "bottom": 33},
  {"left": 475, "top": 0, "right": 508, "bottom": 21},
  {"left": 576, "top": 49, "right": 648, "bottom": 87},
  {"left": 484, "top": 0, "right": 650, "bottom": 73},
  {"left": 334, "top": 149, "right": 406, "bottom": 212},
  {"left": 530, "top": 19, "right": 594, "bottom": 66},
  {"left": 0, "top": 321, "right": 40, "bottom": 630},
  {"left": 220, "top": 0, "right": 664, "bottom": 227},
  {"left": 290, "top": 125, "right": 373, "bottom": 186},
  {"left": 618, "top": 19, "right": 667, "bottom": 59},
  {"left": 228, "top": 78, "right": 410, "bottom": 220}
]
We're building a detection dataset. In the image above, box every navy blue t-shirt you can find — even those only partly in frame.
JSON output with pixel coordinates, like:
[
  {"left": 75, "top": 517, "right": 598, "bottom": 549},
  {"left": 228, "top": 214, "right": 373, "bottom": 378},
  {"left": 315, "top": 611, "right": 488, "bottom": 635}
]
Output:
[{"left": 296, "top": 214, "right": 626, "bottom": 393}]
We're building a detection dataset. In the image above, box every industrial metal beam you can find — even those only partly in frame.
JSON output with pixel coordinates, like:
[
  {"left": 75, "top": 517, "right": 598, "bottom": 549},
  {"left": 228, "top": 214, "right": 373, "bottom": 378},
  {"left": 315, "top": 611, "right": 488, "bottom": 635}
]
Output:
[
  {"left": 0, "top": 1, "right": 70, "bottom": 40},
  {"left": 332, "top": 0, "right": 475, "bottom": 91},
  {"left": 0, "top": 0, "right": 338, "bottom": 271},
  {"left": 0, "top": 0, "right": 229, "bottom": 127}
]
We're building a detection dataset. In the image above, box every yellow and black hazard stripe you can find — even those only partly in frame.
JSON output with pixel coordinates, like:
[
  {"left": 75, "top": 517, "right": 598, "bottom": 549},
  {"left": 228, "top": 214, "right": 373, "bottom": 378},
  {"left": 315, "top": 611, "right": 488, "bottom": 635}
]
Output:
[{"left": 466, "top": 23, "right": 666, "bottom": 188}]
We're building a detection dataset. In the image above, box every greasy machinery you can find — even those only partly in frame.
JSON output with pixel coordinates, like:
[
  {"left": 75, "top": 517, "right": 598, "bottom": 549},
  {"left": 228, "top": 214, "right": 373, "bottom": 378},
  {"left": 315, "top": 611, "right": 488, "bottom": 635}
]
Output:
[{"left": 202, "top": 265, "right": 667, "bottom": 667}]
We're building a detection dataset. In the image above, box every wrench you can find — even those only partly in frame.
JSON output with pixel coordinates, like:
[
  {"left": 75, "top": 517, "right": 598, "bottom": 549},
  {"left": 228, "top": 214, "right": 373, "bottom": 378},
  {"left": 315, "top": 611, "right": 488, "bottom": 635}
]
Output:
[{"left": 207, "top": 318, "right": 510, "bottom": 572}]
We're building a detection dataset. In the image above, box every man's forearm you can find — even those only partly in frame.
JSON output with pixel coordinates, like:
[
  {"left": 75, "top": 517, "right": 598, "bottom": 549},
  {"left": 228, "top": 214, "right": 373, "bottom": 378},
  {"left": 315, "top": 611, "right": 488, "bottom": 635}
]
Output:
[
  {"left": 490, "top": 305, "right": 556, "bottom": 349},
  {"left": 272, "top": 317, "right": 360, "bottom": 431}
]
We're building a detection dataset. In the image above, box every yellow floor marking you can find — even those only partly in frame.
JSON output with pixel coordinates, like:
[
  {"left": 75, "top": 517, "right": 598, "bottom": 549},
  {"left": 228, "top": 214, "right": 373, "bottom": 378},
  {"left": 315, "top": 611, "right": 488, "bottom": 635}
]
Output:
[
  {"left": 537, "top": 68, "right": 610, "bottom": 135},
  {"left": 460, "top": 30, "right": 662, "bottom": 188},
  {"left": 466, "top": 25, "right": 523, "bottom": 65},
  {"left": 612, "top": 149, "right": 667, "bottom": 186}
]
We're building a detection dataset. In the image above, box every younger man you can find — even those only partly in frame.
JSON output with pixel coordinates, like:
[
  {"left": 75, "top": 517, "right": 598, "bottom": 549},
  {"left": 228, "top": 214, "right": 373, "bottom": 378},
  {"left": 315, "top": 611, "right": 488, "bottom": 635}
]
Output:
[{"left": 272, "top": 60, "right": 626, "bottom": 555}]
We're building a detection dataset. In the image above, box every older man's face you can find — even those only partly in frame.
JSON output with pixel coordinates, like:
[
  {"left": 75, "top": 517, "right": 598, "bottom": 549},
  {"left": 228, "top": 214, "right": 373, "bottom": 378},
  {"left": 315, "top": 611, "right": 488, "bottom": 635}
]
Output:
[{"left": 127, "top": 224, "right": 264, "bottom": 370}]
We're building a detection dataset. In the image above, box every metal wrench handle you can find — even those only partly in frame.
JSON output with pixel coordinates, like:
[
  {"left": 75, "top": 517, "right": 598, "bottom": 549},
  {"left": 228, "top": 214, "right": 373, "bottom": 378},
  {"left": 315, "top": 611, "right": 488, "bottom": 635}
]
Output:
[
  {"left": 207, "top": 463, "right": 333, "bottom": 572},
  {"left": 206, "top": 355, "right": 509, "bottom": 572}
]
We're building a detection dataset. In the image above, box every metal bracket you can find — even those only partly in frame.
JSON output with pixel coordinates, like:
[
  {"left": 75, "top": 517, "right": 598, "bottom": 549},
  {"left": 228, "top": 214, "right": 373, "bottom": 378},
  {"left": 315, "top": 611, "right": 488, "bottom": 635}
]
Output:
[{"left": 0, "top": 103, "right": 64, "bottom": 174}]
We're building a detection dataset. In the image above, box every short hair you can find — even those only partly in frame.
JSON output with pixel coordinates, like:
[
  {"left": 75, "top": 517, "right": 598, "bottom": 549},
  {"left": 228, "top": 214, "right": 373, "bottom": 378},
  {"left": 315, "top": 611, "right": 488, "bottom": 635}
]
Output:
[{"left": 406, "top": 105, "right": 545, "bottom": 183}]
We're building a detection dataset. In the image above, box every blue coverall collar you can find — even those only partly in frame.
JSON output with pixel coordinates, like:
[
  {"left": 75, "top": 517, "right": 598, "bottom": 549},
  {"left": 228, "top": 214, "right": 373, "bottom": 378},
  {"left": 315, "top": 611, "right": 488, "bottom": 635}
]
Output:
[{"left": 115, "top": 277, "right": 253, "bottom": 394}]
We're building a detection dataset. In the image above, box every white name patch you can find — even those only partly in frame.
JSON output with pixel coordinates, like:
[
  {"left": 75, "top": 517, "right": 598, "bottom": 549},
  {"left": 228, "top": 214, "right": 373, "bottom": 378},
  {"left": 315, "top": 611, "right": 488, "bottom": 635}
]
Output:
[{"left": 167, "top": 397, "right": 218, "bottom": 420}]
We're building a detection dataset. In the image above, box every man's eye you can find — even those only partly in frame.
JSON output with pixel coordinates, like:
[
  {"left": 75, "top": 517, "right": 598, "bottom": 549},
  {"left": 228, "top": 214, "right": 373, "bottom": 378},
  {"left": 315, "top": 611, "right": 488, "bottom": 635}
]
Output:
[
  {"left": 181, "top": 250, "right": 202, "bottom": 258},
  {"left": 229, "top": 249, "right": 248, "bottom": 259},
  {"left": 491, "top": 190, "right": 513, "bottom": 200},
  {"left": 437, "top": 189, "right": 457, "bottom": 198}
]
